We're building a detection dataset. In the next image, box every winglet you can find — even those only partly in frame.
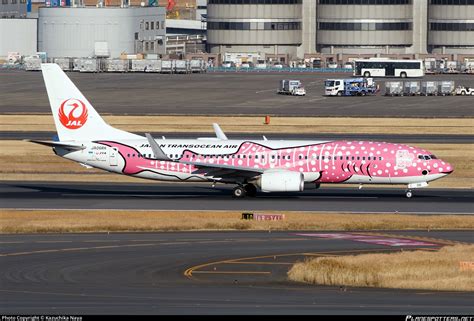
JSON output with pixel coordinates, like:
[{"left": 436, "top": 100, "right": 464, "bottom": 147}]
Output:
[
  {"left": 145, "top": 133, "right": 171, "bottom": 161},
  {"left": 212, "top": 123, "right": 228, "bottom": 140}
]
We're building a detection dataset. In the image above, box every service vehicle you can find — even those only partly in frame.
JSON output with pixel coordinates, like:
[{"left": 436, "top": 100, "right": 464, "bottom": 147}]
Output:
[
  {"left": 455, "top": 86, "right": 474, "bottom": 96},
  {"left": 277, "top": 80, "right": 306, "bottom": 96},
  {"left": 325, "top": 78, "right": 377, "bottom": 96}
]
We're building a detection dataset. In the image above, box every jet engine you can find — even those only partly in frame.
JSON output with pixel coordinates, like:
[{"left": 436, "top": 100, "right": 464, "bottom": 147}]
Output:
[{"left": 256, "top": 170, "right": 304, "bottom": 193}]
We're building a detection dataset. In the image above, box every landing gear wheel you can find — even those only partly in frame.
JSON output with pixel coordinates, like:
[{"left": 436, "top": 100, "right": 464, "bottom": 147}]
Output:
[
  {"left": 232, "top": 186, "right": 246, "bottom": 198},
  {"left": 244, "top": 184, "right": 257, "bottom": 197},
  {"left": 406, "top": 190, "right": 413, "bottom": 198}
]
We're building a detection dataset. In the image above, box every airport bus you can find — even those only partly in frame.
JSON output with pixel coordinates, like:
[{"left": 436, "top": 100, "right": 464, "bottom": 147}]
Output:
[{"left": 353, "top": 59, "right": 424, "bottom": 78}]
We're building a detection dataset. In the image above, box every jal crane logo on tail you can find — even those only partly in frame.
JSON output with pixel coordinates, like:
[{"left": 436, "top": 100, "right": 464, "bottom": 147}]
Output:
[{"left": 58, "top": 99, "right": 88, "bottom": 129}]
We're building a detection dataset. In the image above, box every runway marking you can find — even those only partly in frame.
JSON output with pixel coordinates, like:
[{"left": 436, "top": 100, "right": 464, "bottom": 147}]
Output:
[
  {"left": 255, "top": 89, "right": 276, "bottom": 94},
  {"left": 223, "top": 261, "right": 294, "bottom": 265},
  {"left": 192, "top": 271, "right": 271, "bottom": 275},
  {"left": 0, "top": 243, "right": 159, "bottom": 257},
  {"left": 359, "top": 232, "right": 469, "bottom": 246},
  {"left": 297, "top": 233, "right": 440, "bottom": 247},
  {"left": 184, "top": 251, "right": 358, "bottom": 279},
  {"left": 34, "top": 241, "right": 73, "bottom": 243},
  {"left": 0, "top": 237, "right": 319, "bottom": 257}
]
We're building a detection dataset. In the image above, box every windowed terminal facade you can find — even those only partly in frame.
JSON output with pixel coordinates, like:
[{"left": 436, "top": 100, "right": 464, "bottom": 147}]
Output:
[{"left": 207, "top": 0, "right": 474, "bottom": 60}]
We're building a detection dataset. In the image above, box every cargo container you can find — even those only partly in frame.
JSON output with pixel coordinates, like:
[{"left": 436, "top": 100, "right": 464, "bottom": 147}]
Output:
[
  {"left": 24, "top": 56, "right": 42, "bottom": 71},
  {"left": 190, "top": 59, "right": 205, "bottom": 73},
  {"left": 421, "top": 81, "right": 438, "bottom": 96},
  {"left": 107, "top": 59, "right": 128, "bottom": 72},
  {"left": 161, "top": 60, "right": 174, "bottom": 73},
  {"left": 384, "top": 81, "right": 404, "bottom": 96},
  {"left": 53, "top": 57, "right": 74, "bottom": 71},
  {"left": 74, "top": 58, "right": 100, "bottom": 72},
  {"left": 403, "top": 81, "right": 420, "bottom": 96},
  {"left": 438, "top": 81, "right": 455, "bottom": 96},
  {"left": 175, "top": 60, "right": 189, "bottom": 74}
]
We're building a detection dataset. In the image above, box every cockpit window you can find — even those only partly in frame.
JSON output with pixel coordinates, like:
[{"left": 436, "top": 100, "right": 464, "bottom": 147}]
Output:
[{"left": 418, "top": 154, "right": 434, "bottom": 160}]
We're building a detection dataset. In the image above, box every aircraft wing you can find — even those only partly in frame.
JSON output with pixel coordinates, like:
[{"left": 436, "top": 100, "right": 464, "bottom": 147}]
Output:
[
  {"left": 145, "top": 133, "right": 262, "bottom": 179},
  {"left": 180, "top": 160, "right": 263, "bottom": 179}
]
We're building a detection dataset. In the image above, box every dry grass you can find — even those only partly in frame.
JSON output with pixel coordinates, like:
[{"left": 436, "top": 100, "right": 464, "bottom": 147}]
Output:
[
  {"left": 0, "top": 140, "right": 471, "bottom": 188},
  {"left": 0, "top": 115, "right": 473, "bottom": 135},
  {"left": 1, "top": 210, "right": 474, "bottom": 234},
  {"left": 288, "top": 245, "right": 474, "bottom": 292}
]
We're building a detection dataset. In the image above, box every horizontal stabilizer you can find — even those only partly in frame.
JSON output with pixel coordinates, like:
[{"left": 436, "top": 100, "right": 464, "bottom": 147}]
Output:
[{"left": 26, "top": 139, "right": 86, "bottom": 151}]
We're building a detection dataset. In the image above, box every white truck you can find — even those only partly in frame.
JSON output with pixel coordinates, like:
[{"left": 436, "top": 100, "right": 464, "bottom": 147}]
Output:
[
  {"left": 277, "top": 80, "right": 306, "bottom": 96},
  {"left": 455, "top": 86, "right": 474, "bottom": 96},
  {"left": 325, "top": 78, "right": 377, "bottom": 96}
]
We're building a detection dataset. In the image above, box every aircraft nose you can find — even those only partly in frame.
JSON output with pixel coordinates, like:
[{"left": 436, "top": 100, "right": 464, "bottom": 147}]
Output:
[{"left": 435, "top": 160, "right": 454, "bottom": 175}]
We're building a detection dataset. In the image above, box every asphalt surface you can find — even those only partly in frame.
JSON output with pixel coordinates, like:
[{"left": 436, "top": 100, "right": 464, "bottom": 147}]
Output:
[
  {"left": 1, "top": 181, "right": 473, "bottom": 214},
  {"left": 3, "top": 131, "right": 473, "bottom": 144},
  {"left": 0, "top": 231, "right": 472, "bottom": 315},
  {"left": 1, "top": 70, "right": 473, "bottom": 117}
]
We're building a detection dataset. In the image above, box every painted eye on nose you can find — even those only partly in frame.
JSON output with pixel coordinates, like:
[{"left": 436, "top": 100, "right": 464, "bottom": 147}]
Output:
[{"left": 422, "top": 170, "right": 429, "bottom": 175}]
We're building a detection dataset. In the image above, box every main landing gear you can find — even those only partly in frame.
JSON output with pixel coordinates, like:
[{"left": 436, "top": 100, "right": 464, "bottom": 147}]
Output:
[{"left": 232, "top": 184, "right": 257, "bottom": 198}]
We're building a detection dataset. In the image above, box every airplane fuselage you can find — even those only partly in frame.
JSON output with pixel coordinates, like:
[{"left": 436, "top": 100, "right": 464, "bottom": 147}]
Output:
[{"left": 55, "top": 138, "right": 453, "bottom": 187}]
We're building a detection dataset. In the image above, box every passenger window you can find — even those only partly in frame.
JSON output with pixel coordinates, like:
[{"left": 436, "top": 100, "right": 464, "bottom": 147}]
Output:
[{"left": 127, "top": 154, "right": 130, "bottom": 157}]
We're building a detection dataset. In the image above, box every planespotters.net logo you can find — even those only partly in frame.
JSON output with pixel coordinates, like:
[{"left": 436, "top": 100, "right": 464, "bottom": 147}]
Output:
[
  {"left": 58, "top": 98, "right": 88, "bottom": 129},
  {"left": 406, "top": 316, "right": 474, "bottom": 321}
]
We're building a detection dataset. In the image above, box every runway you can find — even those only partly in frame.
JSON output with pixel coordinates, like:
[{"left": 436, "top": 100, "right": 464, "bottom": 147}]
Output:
[
  {"left": 0, "top": 230, "right": 472, "bottom": 314},
  {"left": 1, "top": 181, "right": 473, "bottom": 214},
  {"left": 2, "top": 131, "right": 473, "bottom": 144}
]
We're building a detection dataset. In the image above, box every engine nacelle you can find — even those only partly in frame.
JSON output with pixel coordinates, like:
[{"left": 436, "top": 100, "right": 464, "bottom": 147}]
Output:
[{"left": 257, "top": 170, "right": 304, "bottom": 193}]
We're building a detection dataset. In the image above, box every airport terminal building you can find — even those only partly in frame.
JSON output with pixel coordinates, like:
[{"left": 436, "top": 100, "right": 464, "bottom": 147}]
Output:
[{"left": 206, "top": 0, "right": 474, "bottom": 61}]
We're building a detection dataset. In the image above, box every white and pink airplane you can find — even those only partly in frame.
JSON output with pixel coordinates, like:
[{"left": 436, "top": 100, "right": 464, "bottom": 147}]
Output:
[{"left": 30, "top": 63, "right": 454, "bottom": 198}]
